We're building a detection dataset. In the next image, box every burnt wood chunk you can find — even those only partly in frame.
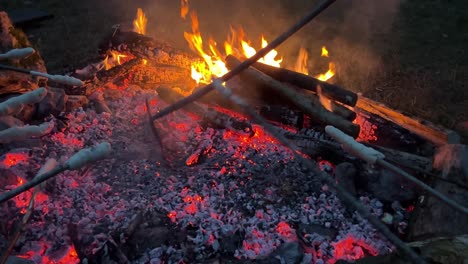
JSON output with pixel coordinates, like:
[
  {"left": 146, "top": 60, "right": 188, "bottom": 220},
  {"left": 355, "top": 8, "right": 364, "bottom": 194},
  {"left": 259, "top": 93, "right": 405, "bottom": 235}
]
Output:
[
  {"left": 250, "top": 60, "right": 358, "bottom": 106},
  {"left": 225, "top": 55, "right": 360, "bottom": 138}
]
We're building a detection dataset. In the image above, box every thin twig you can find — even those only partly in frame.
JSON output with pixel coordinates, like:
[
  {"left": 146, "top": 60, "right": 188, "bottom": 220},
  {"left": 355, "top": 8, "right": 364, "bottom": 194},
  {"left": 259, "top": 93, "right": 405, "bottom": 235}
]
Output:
[
  {"left": 150, "top": 0, "right": 337, "bottom": 121},
  {"left": 0, "top": 142, "right": 111, "bottom": 204},
  {"left": 211, "top": 80, "right": 426, "bottom": 264},
  {"left": 0, "top": 190, "right": 37, "bottom": 264},
  {"left": 0, "top": 165, "right": 66, "bottom": 204}
]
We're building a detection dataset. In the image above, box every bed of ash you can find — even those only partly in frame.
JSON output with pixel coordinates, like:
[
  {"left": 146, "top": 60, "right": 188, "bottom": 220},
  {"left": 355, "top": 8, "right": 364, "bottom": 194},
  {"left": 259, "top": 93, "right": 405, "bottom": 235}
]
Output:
[{"left": 1, "top": 84, "right": 395, "bottom": 264}]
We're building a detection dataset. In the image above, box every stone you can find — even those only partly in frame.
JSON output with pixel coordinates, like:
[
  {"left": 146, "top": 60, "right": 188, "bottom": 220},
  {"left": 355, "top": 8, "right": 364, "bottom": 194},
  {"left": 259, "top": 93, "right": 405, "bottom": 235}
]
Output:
[
  {"left": 65, "top": 95, "right": 89, "bottom": 112},
  {"left": 334, "top": 162, "right": 357, "bottom": 196},
  {"left": 260, "top": 242, "right": 304, "bottom": 264},
  {"left": 358, "top": 167, "right": 418, "bottom": 202}
]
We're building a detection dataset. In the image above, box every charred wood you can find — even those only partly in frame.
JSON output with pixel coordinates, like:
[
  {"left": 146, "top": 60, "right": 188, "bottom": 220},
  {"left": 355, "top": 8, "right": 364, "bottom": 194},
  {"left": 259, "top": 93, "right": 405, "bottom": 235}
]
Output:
[
  {"left": 366, "top": 144, "right": 433, "bottom": 172},
  {"left": 99, "top": 29, "right": 206, "bottom": 72},
  {"left": 225, "top": 55, "right": 360, "bottom": 138},
  {"left": 250, "top": 60, "right": 357, "bottom": 106},
  {"left": 407, "top": 168, "right": 468, "bottom": 241},
  {"left": 259, "top": 105, "right": 304, "bottom": 129},
  {"left": 356, "top": 95, "right": 460, "bottom": 146}
]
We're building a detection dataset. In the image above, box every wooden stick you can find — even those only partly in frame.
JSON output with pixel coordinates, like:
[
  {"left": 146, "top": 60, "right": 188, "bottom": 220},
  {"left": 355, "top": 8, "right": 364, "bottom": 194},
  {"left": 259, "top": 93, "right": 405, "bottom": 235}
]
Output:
[
  {"left": 225, "top": 55, "right": 360, "bottom": 138},
  {"left": 325, "top": 125, "right": 468, "bottom": 215},
  {"left": 0, "top": 47, "right": 35, "bottom": 60},
  {"left": 150, "top": 0, "right": 338, "bottom": 121},
  {"left": 0, "top": 142, "right": 111, "bottom": 203},
  {"left": 251, "top": 61, "right": 358, "bottom": 106},
  {"left": 287, "top": 83, "right": 356, "bottom": 121},
  {"left": 211, "top": 79, "right": 426, "bottom": 264},
  {"left": 0, "top": 64, "right": 84, "bottom": 86},
  {"left": 356, "top": 95, "right": 460, "bottom": 146},
  {"left": 365, "top": 144, "right": 433, "bottom": 172}
]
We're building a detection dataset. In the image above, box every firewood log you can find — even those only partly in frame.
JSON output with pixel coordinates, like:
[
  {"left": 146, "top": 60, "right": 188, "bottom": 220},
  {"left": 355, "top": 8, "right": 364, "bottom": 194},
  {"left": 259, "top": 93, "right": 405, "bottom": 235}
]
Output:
[
  {"left": 250, "top": 60, "right": 358, "bottom": 106},
  {"left": 356, "top": 95, "right": 460, "bottom": 146},
  {"left": 225, "top": 55, "right": 360, "bottom": 138}
]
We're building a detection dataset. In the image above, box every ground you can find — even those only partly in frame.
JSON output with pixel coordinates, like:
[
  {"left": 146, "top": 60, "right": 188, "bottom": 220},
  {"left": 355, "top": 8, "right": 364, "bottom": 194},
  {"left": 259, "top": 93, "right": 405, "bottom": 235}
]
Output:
[{"left": 1, "top": 0, "right": 467, "bottom": 139}]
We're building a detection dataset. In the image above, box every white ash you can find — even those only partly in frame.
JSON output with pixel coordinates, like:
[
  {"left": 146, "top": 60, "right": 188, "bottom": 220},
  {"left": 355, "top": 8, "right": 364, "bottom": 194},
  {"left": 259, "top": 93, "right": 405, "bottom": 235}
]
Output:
[{"left": 1, "top": 85, "right": 399, "bottom": 264}]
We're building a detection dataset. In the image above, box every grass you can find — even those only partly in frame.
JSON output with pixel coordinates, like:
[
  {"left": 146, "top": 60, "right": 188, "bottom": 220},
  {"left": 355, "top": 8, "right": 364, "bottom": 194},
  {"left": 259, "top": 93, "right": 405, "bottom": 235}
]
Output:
[{"left": 1, "top": 0, "right": 467, "bottom": 137}]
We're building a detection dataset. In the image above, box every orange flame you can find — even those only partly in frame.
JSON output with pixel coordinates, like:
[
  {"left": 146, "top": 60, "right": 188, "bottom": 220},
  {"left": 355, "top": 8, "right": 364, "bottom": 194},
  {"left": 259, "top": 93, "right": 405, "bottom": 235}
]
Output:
[
  {"left": 317, "top": 85, "right": 333, "bottom": 112},
  {"left": 103, "top": 50, "right": 129, "bottom": 70},
  {"left": 181, "top": 0, "right": 189, "bottom": 19},
  {"left": 293, "top": 46, "right": 336, "bottom": 81},
  {"left": 316, "top": 62, "right": 336, "bottom": 81},
  {"left": 294, "top": 47, "right": 309, "bottom": 75},
  {"left": 184, "top": 11, "right": 228, "bottom": 84},
  {"left": 183, "top": 7, "right": 283, "bottom": 84},
  {"left": 133, "top": 8, "right": 147, "bottom": 35}
]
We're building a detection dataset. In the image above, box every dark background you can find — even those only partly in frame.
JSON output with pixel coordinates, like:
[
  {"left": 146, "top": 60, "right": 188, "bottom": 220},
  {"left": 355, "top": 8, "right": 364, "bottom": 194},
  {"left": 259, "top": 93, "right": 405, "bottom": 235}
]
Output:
[{"left": 1, "top": 0, "right": 467, "bottom": 135}]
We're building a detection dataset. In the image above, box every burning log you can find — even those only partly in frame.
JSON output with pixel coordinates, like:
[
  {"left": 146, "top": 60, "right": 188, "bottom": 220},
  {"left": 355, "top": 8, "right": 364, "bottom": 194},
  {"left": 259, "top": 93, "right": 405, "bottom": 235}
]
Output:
[
  {"left": 185, "top": 137, "right": 213, "bottom": 166},
  {"left": 250, "top": 61, "right": 358, "bottom": 106},
  {"left": 225, "top": 55, "right": 360, "bottom": 138},
  {"left": 99, "top": 29, "right": 198, "bottom": 69},
  {"left": 97, "top": 29, "right": 207, "bottom": 91},
  {"left": 356, "top": 95, "right": 460, "bottom": 146}
]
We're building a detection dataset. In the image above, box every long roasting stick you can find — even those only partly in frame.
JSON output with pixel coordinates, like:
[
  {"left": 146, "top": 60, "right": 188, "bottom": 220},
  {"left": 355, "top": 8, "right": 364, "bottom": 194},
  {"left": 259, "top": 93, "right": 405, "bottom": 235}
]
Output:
[
  {"left": 325, "top": 126, "right": 468, "bottom": 215},
  {"left": 151, "top": 0, "right": 337, "bottom": 121},
  {"left": 0, "top": 64, "right": 84, "bottom": 86},
  {"left": 0, "top": 142, "right": 111, "bottom": 204},
  {"left": 210, "top": 79, "right": 426, "bottom": 264}
]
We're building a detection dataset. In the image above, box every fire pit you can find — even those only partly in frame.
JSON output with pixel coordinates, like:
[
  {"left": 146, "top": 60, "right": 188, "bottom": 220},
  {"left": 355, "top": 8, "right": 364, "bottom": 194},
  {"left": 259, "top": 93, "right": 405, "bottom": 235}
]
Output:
[{"left": 1, "top": 1, "right": 467, "bottom": 264}]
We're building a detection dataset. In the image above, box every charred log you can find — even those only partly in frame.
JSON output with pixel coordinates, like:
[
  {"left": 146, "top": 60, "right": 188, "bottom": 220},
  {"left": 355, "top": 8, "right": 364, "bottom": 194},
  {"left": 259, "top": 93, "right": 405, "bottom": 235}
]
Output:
[
  {"left": 99, "top": 29, "right": 204, "bottom": 71},
  {"left": 250, "top": 60, "right": 357, "bottom": 106},
  {"left": 225, "top": 55, "right": 360, "bottom": 138},
  {"left": 356, "top": 95, "right": 460, "bottom": 146}
]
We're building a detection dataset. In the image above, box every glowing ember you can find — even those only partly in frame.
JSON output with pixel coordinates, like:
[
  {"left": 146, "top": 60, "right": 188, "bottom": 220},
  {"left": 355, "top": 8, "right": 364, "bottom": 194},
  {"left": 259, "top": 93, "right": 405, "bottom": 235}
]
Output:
[
  {"left": 354, "top": 112, "right": 378, "bottom": 142},
  {"left": 1, "top": 152, "right": 28, "bottom": 168},
  {"left": 330, "top": 235, "right": 379, "bottom": 263},
  {"left": 133, "top": 8, "right": 147, "bottom": 35},
  {"left": 13, "top": 176, "right": 49, "bottom": 214}
]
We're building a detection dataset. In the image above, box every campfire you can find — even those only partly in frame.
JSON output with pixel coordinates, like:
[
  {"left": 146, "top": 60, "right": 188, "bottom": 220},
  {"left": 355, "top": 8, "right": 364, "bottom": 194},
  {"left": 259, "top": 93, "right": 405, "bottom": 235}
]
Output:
[{"left": 1, "top": 1, "right": 467, "bottom": 264}]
